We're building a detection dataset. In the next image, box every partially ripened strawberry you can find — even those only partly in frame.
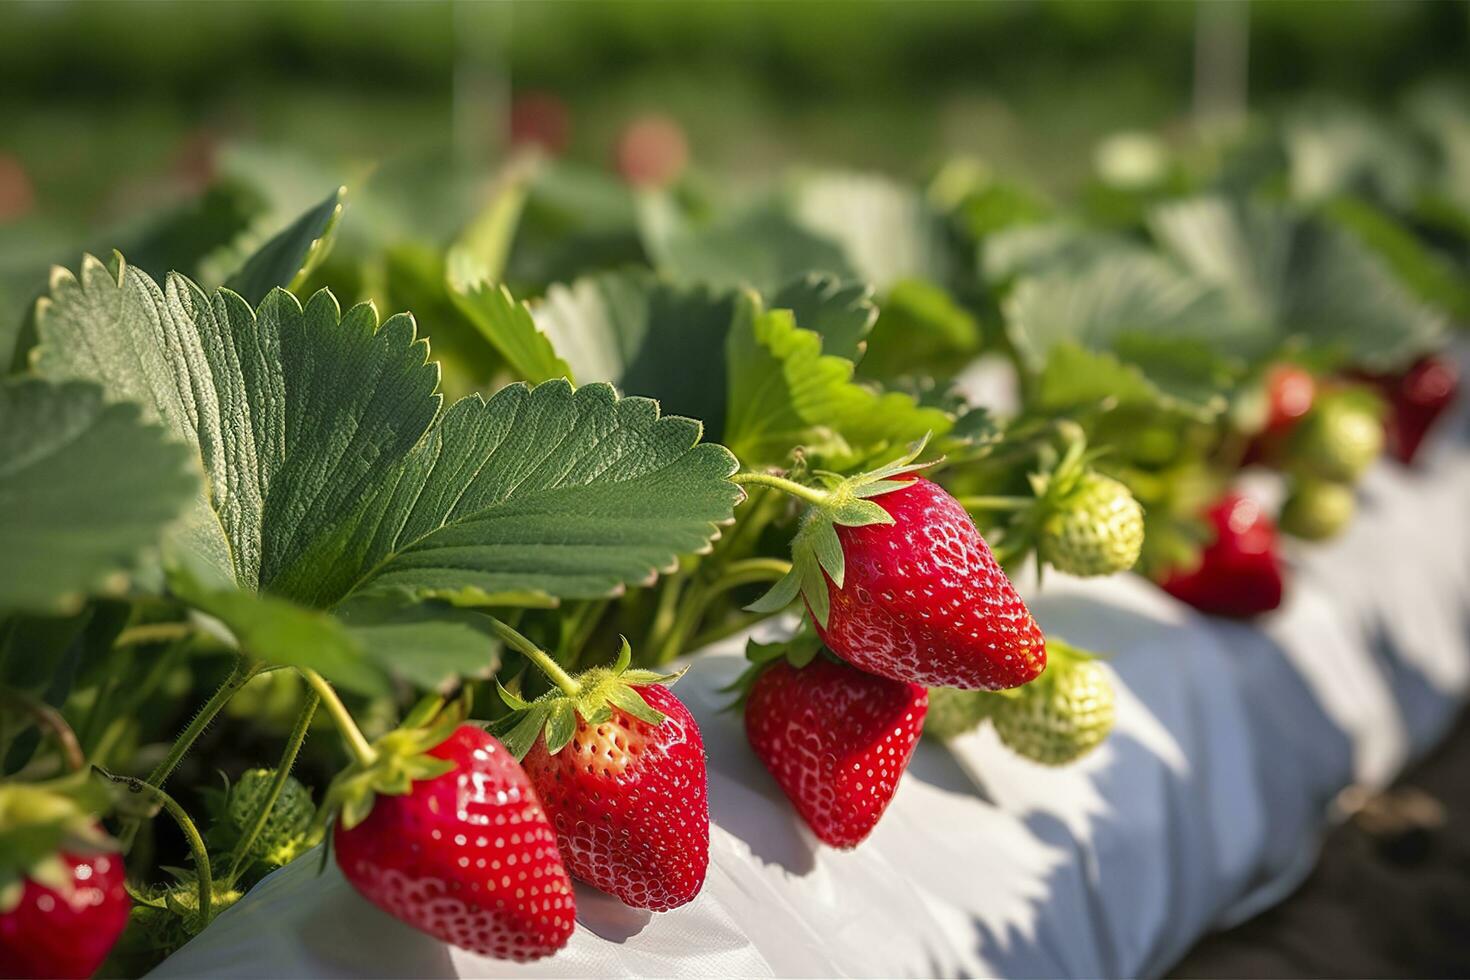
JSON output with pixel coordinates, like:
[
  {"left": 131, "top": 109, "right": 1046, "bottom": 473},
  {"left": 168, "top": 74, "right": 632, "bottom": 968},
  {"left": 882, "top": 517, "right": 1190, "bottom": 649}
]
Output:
[
  {"left": 1, "top": 780, "right": 130, "bottom": 980},
  {"left": 333, "top": 724, "right": 575, "bottom": 962},
  {"left": 1263, "top": 363, "right": 1317, "bottom": 436},
  {"left": 1159, "top": 492, "right": 1285, "bottom": 618},
  {"left": 521, "top": 683, "right": 709, "bottom": 912},
  {"left": 745, "top": 657, "right": 927, "bottom": 849},
  {"left": 1363, "top": 353, "right": 1459, "bottom": 465}
]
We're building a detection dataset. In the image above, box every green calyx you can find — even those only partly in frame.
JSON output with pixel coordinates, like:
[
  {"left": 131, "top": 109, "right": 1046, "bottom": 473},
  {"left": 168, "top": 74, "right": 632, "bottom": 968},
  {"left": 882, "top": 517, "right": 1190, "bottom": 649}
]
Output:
[
  {"left": 0, "top": 772, "right": 115, "bottom": 913},
  {"left": 722, "top": 623, "right": 826, "bottom": 710},
  {"left": 491, "top": 637, "right": 680, "bottom": 761},
  {"left": 128, "top": 870, "right": 244, "bottom": 952},
  {"left": 326, "top": 694, "right": 469, "bottom": 831},
  {"left": 741, "top": 437, "right": 935, "bottom": 629}
]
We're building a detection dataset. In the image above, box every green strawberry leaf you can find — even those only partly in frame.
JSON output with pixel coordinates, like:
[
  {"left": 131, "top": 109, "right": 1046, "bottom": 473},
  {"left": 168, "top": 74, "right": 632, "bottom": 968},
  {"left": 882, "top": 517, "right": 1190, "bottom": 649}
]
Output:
[
  {"left": 168, "top": 565, "right": 388, "bottom": 697},
  {"left": 767, "top": 274, "right": 876, "bottom": 364},
  {"left": 33, "top": 255, "right": 741, "bottom": 687},
  {"left": 532, "top": 270, "right": 736, "bottom": 432},
  {"left": 1150, "top": 195, "right": 1446, "bottom": 371},
  {"left": 1005, "top": 250, "right": 1250, "bottom": 373},
  {"left": 224, "top": 187, "right": 344, "bottom": 306},
  {"left": 336, "top": 596, "right": 500, "bottom": 694},
  {"left": 0, "top": 377, "right": 197, "bottom": 616},
  {"left": 1323, "top": 196, "right": 1470, "bottom": 322},
  {"left": 790, "top": 171, "right": 952, "bottom": 291},
  {"left": 302, "top": 379, "right": 742, "bottom": 608},
  {"left": 446, "top": 261, "right": 572, "bottom": 385},
  {"left": 640, "top": 194, "right": 856, "bottom": 295},
  {"left": 861, "top": 278, "right": 980, "bottom": 380},
  {"left": 1035, "top": 343, "right": 1223, "bottom": 422},
  {"left": 725, "top": 296, "right": 954, "bottom": 467}
]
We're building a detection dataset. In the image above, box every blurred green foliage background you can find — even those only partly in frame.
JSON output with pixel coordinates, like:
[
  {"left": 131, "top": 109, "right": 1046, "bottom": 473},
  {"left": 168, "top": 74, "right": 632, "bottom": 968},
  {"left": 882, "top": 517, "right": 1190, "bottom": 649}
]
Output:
[{"left": 1, "top": 0, "right": 1467, "bottom": 355}]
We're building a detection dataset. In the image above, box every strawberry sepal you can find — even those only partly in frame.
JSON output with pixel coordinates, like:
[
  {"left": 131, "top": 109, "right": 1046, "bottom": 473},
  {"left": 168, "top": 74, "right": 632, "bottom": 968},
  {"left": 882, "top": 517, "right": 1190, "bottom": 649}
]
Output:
[
  {"left": 325, "top": 695, "right": 469, "bottom": 832},
  {"left": 491, "top": 637, "right": 682, "bottom": 761},
  {"left": 747, "top": 436, "right": 939, "bottom": 627}
]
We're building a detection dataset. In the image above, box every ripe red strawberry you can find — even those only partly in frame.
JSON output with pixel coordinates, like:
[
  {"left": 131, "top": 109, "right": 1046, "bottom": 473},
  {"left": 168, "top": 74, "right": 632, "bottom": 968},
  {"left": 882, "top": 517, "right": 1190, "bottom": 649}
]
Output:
[
  {"left": 509, "top": 91, "right": 571, "bottom": 156},
  {"left": 1367, "top": 354, "right": 1459, "bottom": 465},
  {"left": 334, "top": 725, "right": 575, "bottom": 962},
  {"left": 0, "top": 847, "right": 130, "bottom": 979},
  {"left": 521, "top": 684, "right": 708, "bottom": 912},
  {"left": 1159, "top": 492, "right": 1285, "bottom": 618},
  {"left": 1263, "top": 363, "right": 1317, "bottom": 435},
  {"left": 745, "top": 657, "right": 928, "bottom": 849},
  {"left": 814, "top": 477, "right": 1045, "bottom": 690},
  {"left": 1243, "top": 363, "right": 1317, "bottom": 466}
]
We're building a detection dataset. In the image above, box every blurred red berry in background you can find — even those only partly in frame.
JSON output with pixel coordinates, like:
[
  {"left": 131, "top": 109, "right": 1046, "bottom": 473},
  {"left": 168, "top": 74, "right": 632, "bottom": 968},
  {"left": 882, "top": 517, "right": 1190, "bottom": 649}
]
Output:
[
  {"left": 509, "top": 91, "right": 571, "bottom": 156},
  {"left": 615, "top": 113, "right": 689, "bottom": 188},
  {"left": 0, "top": 153, "right": 36, "bottom": 224}
]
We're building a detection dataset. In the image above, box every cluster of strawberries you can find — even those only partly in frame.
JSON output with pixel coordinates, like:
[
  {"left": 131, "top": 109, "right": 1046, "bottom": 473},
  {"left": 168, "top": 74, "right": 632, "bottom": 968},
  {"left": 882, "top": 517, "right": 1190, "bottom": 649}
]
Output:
[
  {"left": 321, "top": 474, "right": 1056, "bottom": 962},
  {"left": 1160, "top": 354, "right": 1459, "bottom": 618}
]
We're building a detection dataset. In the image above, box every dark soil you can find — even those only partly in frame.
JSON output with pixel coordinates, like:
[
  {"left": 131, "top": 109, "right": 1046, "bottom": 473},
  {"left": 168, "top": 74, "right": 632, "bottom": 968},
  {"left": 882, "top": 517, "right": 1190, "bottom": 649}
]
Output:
[{"left": 1171, "top": 709, "right": 1470, "bottom": 979}]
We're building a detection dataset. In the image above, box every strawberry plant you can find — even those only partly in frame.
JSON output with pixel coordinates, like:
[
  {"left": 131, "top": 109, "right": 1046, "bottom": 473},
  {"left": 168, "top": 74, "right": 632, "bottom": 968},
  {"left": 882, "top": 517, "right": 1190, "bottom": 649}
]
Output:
[{"left": 0, "top": 91, "right": 1464, "bottom": 975}]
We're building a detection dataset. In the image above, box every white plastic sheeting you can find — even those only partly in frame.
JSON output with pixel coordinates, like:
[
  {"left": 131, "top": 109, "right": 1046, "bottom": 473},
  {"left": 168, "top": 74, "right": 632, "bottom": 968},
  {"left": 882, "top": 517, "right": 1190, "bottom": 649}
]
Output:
[{"left": 152, "top": 403, "right": 1470, "bottom": 980}]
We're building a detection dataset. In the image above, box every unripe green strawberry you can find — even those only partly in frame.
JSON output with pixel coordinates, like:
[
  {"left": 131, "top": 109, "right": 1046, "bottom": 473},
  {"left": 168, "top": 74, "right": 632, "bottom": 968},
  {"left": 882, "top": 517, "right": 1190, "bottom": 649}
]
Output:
[
  {"left": 924, "top": 686, "right": 998, "bottom": 741},
  {"left": 992, "top": 657, "right": 1115, "bottom": 766},
  {"left": 1280, "top": 478, "right": 1355, "bottom": 541},
  {"left": 1040, "top": 471, "right": 1144, "bottom": 577},
  {"left": 1290, "top": 391, "right": 1383, "bottom": 483},
  {"left": 228, "top": 769, "right": 315, "bottom": 868}
]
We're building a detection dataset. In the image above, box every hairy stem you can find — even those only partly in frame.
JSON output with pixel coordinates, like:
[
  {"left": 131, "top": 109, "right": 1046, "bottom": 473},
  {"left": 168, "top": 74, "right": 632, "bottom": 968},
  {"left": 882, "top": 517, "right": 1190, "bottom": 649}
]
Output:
[
  {"left": 146, "top": 658, "right": 257, "bottom": 791},
  {"left": 730, "top": 471, "right": 830, "bottom": 508},
  {"left": 484, "top": 617, "right": 581, "bottom": 697},
  {"left": 119, "top": 658, "right": 257, "bottom": 850},
  {"left": 299, "top": 670, "right": 376, "bottom": 767},
  {"left": 97, "top": 768, "right": 214, "bottom": 924},
  {"left": 227, "top": 688, "right": 319, "bottom": 884},
  {"left": 0, "top": 686, "right": 83, "bottom": 772}
]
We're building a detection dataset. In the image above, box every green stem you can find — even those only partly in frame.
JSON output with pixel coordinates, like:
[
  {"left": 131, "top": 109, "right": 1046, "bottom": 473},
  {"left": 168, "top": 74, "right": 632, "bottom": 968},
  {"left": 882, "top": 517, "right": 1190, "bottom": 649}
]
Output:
[
  {"left": 688, "top": 609, "right": 783, "bottom": 652},
  {"left": 114, "top": 622, "right": 197, "bottom": 647},
  {"left": 0, "top": 686, "right": 84, "bottom": 773},
  {"left": 656, "top": 558, "right": 793, "bottom": 664},
  {"left": 299, "top": 670, "right": 376, "bottom": 767},
  {"left": 729, "top": 472, "right": 831, "bottom": 508},
  {"left": 145, "top": 658, "right": 257, "bottom": 791},
  {"left": 96, "top": 769, "right": 213, "bottom": 924},
  {"left": 645, "top": 573, "right": 687, "bottom": 664},
  {"left": 119, "top": 658, "right": 257, "bottom": 850},
  {"left": 561, "top": 600, "right": 610, "bottom": 671},
  {"left": 484, "top": 618, "right": 581, "bottom": 697},
  {"left": 227, "top": 689, "right": 319, "bottom": 884},
  {"left": 955, "top": 495, "right": 1034, "bottom": 511}
]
